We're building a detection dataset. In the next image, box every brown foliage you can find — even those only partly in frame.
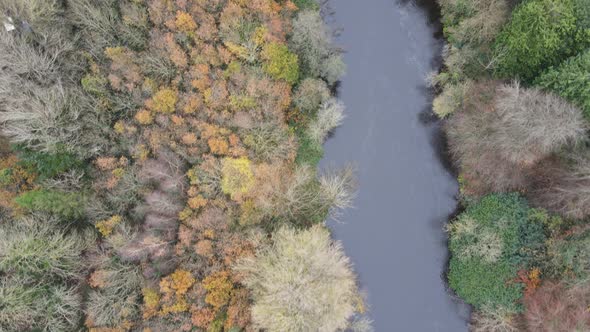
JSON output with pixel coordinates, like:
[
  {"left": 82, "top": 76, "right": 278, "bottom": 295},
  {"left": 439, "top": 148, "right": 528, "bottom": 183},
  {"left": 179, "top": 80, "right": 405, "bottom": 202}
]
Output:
[{"left": 524, "top": 281, "right": 590, "bottom": 332}]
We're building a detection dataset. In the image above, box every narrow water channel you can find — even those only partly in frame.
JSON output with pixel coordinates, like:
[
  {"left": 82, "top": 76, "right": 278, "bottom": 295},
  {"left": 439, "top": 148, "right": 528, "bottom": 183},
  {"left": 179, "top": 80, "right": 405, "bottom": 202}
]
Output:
[{"left": 320, "top": 0, "right": 470, "bottom": 330}]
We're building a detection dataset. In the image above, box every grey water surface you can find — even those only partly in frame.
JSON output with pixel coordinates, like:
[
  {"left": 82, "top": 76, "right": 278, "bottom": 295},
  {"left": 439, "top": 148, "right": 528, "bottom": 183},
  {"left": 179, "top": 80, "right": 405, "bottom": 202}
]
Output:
[{"left": 320, "top": 0, "right": 471, "bottom": 330}]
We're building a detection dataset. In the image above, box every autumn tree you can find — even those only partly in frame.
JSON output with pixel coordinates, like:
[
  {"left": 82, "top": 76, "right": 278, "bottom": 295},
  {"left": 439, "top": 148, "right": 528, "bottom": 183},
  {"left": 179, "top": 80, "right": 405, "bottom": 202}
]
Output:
[{"left": 236, "top": 225, "right": 359, "bottom": 332}]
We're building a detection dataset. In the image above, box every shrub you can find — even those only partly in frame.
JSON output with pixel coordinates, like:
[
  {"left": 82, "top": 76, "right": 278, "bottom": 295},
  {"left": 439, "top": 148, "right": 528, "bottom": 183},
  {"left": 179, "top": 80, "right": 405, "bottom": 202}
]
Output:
[
  {"left": 547, "top": 228, "right": 590, "bottom": 279},
  {"left": 236, "top": 225, "right": 358, "bottom": 332},
  {"left": 16, "top": 148, "right": 84, "bottom": 180},
  {"left": 432, "top": 82, "right": 467, "bottom": 118},
  {"left": 534, "top": 49, "right": 590, "bottom": 119},
  {"left": 272, "top": 165, "right": 355, "bottom": 225},
  {"left": 469, "top": 305, "right": 520, "bottom": 332},
  {"left": 15, "top": 189, "right": 86, "bottom": 219},
  {"left": 290, "top": 10, "right": 345, "bottom": 85},
  {"left": 448, "top": 194, "right": 546, "bottom": 311},
  {"left": 307, "top": 98, "right": 345, "bottom": 144},
  {"left": 261, "top": 43, "right": 299, "bottom": 85},
  {"left": 292, "top": 0, "right": 320, "bottom": 11},
  {"left": 295, "top": 129, "right": 324, "bottom": 166},
  {"left": 493, "top": 0, "right": 584, "bottom": 81}
]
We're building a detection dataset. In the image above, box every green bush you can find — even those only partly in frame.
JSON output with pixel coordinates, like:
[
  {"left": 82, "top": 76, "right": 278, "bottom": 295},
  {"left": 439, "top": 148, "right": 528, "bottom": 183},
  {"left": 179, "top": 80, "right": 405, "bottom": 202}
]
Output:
[
  {"left": 493, "top": 0, "right": 585, "bottom": 82},
  {"left": 448, "top": 258, "right": 523, "bottom": 312},
  {"left": 548, "top": 229, "right": 590, "bottom": 279},
  {"left": 448, "top": 193, "right": 546, "bottom": 311},
  {"left": 292, "top": 0, "right": 320, "bottom": 11},
  {"left": 15, "top": 189, "right": 86, "bottom": 219},
  {"left": 295, "top": 129, "right": 324, "bottom": 166},
  {"left": 534, "top": 50, "right": 590, "bottom": 119},
  {"left": 16, "top": 147, "right": 84, "bottom": 180}
]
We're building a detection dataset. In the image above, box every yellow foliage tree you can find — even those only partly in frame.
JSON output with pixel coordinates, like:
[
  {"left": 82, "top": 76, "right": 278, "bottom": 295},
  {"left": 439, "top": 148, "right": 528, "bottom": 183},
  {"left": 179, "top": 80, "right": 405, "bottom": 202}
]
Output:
[{"left": 221, "top": 157, "right": 255, "bottom": 200}]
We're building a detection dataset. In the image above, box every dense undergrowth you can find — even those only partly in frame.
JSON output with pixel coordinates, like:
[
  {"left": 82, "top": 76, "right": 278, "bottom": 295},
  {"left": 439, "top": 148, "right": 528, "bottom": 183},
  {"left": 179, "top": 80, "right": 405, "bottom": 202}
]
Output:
[
  {"left": 436, "top": 0, "right": 590, "bottom": 330},
  {"left": 0, "top": 0, "right": 370, "bottom": 331}
]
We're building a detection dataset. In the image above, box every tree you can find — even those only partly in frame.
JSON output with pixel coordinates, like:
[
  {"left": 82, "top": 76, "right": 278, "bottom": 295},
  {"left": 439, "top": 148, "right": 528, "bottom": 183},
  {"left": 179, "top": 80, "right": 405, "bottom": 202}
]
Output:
[
  {"left": 0, "top": 215, "right": 89, "bottom": 331},
  {"left": 447, "top": 194, "right": 546, "bottom": 311},
  {"left": 445, "top": 81, "right": 586, "bottom": 195},
  {"left": 293, "top": 78, "right": 330, "bottom": 115},
  {"left": 236, "top": 225, "right": 358, "bottom": 332},
  {"left": 528, "top": 151, "right": 590, "bottom": 220},
  {"left": 493, "top": 0, "right": 584, "bottom": 82},
  {"left": 307, "top": 98, "right": 345, "bottom": 144},
  {"left": 535, "top": 49, "right": 590, "bottom": 120},
  {"left": 492, "top": 82, "right": 586, "bottom": 166},
  {"left": 261, "top": 43, "right": 299, "bottom": 85},
  {"left": 290, "top": 10, "right": 345, "bottom": 85}
]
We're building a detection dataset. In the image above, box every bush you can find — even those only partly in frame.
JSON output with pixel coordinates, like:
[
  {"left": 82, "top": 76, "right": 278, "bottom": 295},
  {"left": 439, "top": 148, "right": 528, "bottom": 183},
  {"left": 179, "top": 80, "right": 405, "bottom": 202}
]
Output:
[
  {"left": 290, "top": 10, "right": 345, "bottom": 85},
  {"left": 261, "top": 43, "right": 299, "bottom": 85},
  {"left": 292, "top": 0, "right": 320, "bottom": 11},
  {"left": 236, "top": 225, "right": 358, "bottom": 332},
  {"left": 535, "top": 49, "right": 590, "bottom": 120},
  {"left": 493, "top": 0, "right": 585, "bottom": 82},
  {"left": 448, "top": 194, "right": 546, "bottom": 311},
  {"left": 432, "top": 82, "right": 467, "bottom": 118},
  {"left": 16, "top": 148, "right": 84, "bottom": 180},
  {"left": 548, "top": 229, "right": 590, "bottom": 279},
  {"left": 469, "top": 305, "right": 520, "bottom": 332},
  {"left": 15, "top": 189, "right": 86, "bottom": 219},
  {"left": 295, "top": 129, "right": 324, "bottom": 166}
]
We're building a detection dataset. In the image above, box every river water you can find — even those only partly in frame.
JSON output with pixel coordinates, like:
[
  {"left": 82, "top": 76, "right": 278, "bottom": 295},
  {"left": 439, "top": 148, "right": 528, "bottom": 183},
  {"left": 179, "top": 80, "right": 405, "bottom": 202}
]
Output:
[{"left": 320, "top": 0, "right": 470, "bottom": 330}]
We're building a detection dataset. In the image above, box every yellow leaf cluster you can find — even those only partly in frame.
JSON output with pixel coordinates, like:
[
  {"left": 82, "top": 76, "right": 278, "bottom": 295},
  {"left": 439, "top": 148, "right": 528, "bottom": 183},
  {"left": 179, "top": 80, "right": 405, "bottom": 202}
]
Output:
[
  {"left": 202, "top": 270, "right": 234, "bottom": 309},
  {"left": 135, "top": 109, "right": 154, "bottom": 125},
  {"left": 148, "top": 88, "right": 178, "bottom": 113},
  {"left": 95, "top": 215, "right": 122, "bottom": 237},
  {"left": 175, "top": 11, "right": 197, "bottom": 32},
  {"left": 221, "top": 157, "right": 254, "bottom": 200}
]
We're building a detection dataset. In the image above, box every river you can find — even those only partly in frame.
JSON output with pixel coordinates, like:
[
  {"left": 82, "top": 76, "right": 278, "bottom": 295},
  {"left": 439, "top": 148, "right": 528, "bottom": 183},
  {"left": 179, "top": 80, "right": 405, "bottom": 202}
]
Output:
[{"left": 320, "top": 0, "right": 471, "bottom": 330}]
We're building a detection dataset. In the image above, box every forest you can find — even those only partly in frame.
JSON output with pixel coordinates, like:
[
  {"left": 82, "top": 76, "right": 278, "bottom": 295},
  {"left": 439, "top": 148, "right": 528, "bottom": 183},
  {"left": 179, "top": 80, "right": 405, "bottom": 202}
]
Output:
[
  {"left": 435, "top": 0, "right": 590, "bottom": 330},
  {"left": 0, "top": 0, "right": 371, "bottom": 331}
]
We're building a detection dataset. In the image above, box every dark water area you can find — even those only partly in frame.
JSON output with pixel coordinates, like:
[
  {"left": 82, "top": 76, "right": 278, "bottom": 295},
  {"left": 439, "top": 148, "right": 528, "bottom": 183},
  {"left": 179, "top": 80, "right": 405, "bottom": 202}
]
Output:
[{"left": 320, "top": 0, "right": 471, "bottom": 330}]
